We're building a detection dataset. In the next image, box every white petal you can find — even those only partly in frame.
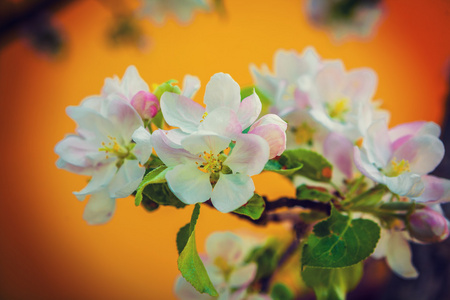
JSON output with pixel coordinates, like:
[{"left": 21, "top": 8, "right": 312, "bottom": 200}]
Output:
[
  {"left": 211, "top": 174, "right": 254, "bottom": 213},
  {"left": 181, "top": 132, "right": 231, "bottom": 155},
  {"left": 83, "top": 190, "right": 116, "bottom": 225},
  {"left": 105, "top": 97, "right": 143, "bottom": 142},
  {"left": 386, "top": 231, "right": 419, "bottom": 279},
  {"left": 204, "top": 73, "right": 241, "bottom": 113},
  {"left": 108, "top": 161, "right": 145, "bottom": 198},
  {"left": 393, "top": 135, "right": 444, "bottom": 175},
  {"left": 103, "top": 66, "right": 149, "bottom": 100},
  {"left": 249, "top": 64, "right": 278, "bottom": 101},
  {"left": 343, "top": 68, "right": 377, "bottom": 103},
  {"left": 353, "top": 146, "right": 383, "bottom": 182},
  {"left": 364, "top": 119, "right": 392, "bottom": 168},
  {"left": 166, "top": 164, "right": 212, "bottom": 205},
  {"left": 372, "top": 228, "right": 389, "bottom": 259},
  {"left": 174, "top": 275, "right": 212, "bottom": 300},
  {"left": 237, "top": 91, "right": 262, "bottom": 129},
  {"left": 225, "top": 134, "right": 269, "bottom": 176},
  {"left": 249, "top": 124, "right": 286, "bottom": 159},
  {"left": 382, "top": 173, "right": 424, "bottom": 197},
  {"left": 229, "top": 263, "right": 257, "bottom": 288},
  {"left": 132, "top": 126, "right": 152, "bottom": 164},
  {"left": 74, "top": 163, "right": 117, "bottom": 200},
  {"left": 161, "top": 92, "right": 205, "bottom": 132},
  {"left": 323, "top": 132, "right": 354, "bottom": 179},
  {"left": 152, "top": 130, "right": 200, "bottom": 167},
  {"left": 55, "top": 134, "right": 104, "bottom": 168},
  {"left": 164, "top": 129, "right": 189, "bottom": 149},
  {"left": 198, "top": 107, "right": 242, "bottom": 139},
  {"left": 206, "top": 232, "right": 245, "bottom": 265},
  {"left": 182, "top": 75, "right": 201, "bottom": 99}
]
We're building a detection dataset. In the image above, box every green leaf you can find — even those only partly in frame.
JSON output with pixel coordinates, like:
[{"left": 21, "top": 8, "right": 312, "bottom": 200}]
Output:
[
  {"left": 379, "top": 202, "right": 424, "bottom": 211},
  {"left": 347, "top": 185, "right": 388, "bottom": 209},
  {"left": 302, "top": 206, "right": 380, "bottom": 268},
  {"left": 177, "top": 204, "right": 218, "bottom": 297},
  {"left": 297, "top": 184, "right": 333, "bottom": 203},
  {"left": 153, "top": 80, "right": 182, "bottom": 100},
  {"left": 271, "top": 283, "right": 294, "bottom": 300},
  {"left": 151, "top": 111, "right": 164, "bottom": 129},
  {"left": 141, "top": 196, "right": 160, "bottom": 212},
  {"left": 246, "top": 238, "right": 280, "bottom": 281},
  {"left": 278, "top": 149, "right": 333, "bottom": 182},
  {"left": 302, "top": 263, "right": 363, "bottom": 300},
  {"left": 134, "top": 166, "right": 168, "bottom": 206},
  {"left": 233, "top": 194, "right": 265, "bottom": 220},
  {"left": 264, "top": 159, "right": 303, "bottom": 176},
  {"left": 146, "top": 154, "right": 164, "bottom": 168},
  {"left": 142, "top": 183, "right": 186, "bottom": 208}
]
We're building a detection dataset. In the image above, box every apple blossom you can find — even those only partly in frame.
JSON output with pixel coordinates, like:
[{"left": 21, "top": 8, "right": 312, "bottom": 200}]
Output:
[
  {"left": 407, "top": 206, "right": 450, "bottom": 243},
  {"left": 152, "top": 130, "right": 269, "bottom": 213},
  {"left": 161, "top": 72, "right": 287, "bottom": 158},
  {"left": 174, "top": 232, "right": 261, "bottom": 300},
  {"left": 55, "top": 96, "right": 152, "bottom": 224},
  {"left": 354, "top": 119, "right": 445, "bottom": 197}
]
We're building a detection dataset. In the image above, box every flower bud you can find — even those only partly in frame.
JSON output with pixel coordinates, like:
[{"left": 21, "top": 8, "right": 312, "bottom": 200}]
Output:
[
  {"left": 130, "top": 91, "right": 159, "bottom": 120},
  {"left": 407, "top": 207, "right": 449, "bottom": 243}
]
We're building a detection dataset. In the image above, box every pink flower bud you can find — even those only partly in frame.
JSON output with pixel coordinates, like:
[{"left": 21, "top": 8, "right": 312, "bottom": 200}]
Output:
[
  {"left": 130, "top": 91, "right": 159, "bottom": 120},
  {"left": 407, "top": 207, "right": 449, "bottom": 243}
]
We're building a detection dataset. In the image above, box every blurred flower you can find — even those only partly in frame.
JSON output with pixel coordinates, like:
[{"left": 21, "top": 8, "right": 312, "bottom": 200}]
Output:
[
  {"left": 139, "top": 0, "right": 209, "bottom": 24},
  {"left": 407, "top": 206, "right": 450, "bottom": 243},
  {"left": 354, "top": 119, "right": 445, "bottom": 197},
  {"left": 306, "top": 0, "right": 384, "bottom": 40},
  {"left": 152, "top": 130, "right": 269, "bottom": 213},
  {"left": 55, "top": 97, "right": 152, "bottom": 224},
  {"left": 175, "top": 232, "right": 268, "bottom": 300}
]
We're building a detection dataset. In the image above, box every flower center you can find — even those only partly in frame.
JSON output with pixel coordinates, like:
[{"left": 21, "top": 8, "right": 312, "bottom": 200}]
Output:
[
  {"left": 196, "top": 151, "right": 224, "bottom": 173},
  {"left": 214, "top": 257, "right": 233, "bottom": 281},
  {"left": 327, "top": 97, "right": 350, "bottom": 121},
  {"left": 383, "top": 157, "right": 411, "bottom": 177},
  {"left": 199, "top": 112, "right": 208, "bottom": 123},
  {"left": 292, "top": 122, "right": 315, "bottom": 146},
  {"left": 99, "top": 136, "right": 136, "bottom": 168}
]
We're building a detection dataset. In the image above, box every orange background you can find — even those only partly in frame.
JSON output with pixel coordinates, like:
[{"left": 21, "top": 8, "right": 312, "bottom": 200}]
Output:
[{"left": 0, "top": 0, "right": 449, "bottom": 299}]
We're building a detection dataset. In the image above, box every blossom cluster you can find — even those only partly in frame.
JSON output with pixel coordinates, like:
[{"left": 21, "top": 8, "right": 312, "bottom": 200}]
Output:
[{"left": 55, "top": 46, "right": 450, "bottom": 299}]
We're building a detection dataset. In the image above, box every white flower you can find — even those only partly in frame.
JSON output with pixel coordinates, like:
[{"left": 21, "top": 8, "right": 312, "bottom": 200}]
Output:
[
  {"left": 174, "top": 232, "right": 260, "bottom": 300},
  {"left": 55, "top": 96, "right": 152, "bottom": 224},
  {"left": 152, "top": 130, "right": 269, "bottom": 213}
]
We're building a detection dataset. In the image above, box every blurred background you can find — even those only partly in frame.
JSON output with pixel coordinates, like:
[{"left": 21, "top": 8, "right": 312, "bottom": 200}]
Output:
[{"left": 0, "top": 0, "right": 449, "bottom": 299}]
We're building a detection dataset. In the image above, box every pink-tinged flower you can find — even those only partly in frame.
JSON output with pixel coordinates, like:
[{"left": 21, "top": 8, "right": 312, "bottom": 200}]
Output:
[
  {"left": 354, "top": 119, "right": 444, "bottom": 197},
  {"left": 308, "top": 61, "right": 378, "bottom": 141},
  {"left": 407, "top": 206, "right": 450, "bottom": 243},
  {"left": 323, "top": 132, "right": 355, "bottom": 180},
  {"left": 250, "top": 47, "right": 322, "bottom": 117},
  {"left": 174, "top": 232, "right": 259, "bottom": 300},
  {"left": 161, "top": 72, "right": 286, "bottom": 158},
  {"left": 55, "top": 96, "right": 152, "bottom": 225},
  {"left": 372, "top": 228, "right": 419, "bottom": 279},
  {"left": 130, "top": 91, "right": 159, "bottom": 120},
  {"left": 152, "top": 130, "right": 269, "bottom": 213}
]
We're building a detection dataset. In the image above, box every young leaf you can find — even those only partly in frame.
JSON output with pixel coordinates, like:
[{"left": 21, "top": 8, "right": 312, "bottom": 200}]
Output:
[
  {"left": 246, "top": 239, "right": 280, "bottom": 281},
  {"left": 151, "top": 111, "right": 164, "bottom": 129},
  {"left": 177, "top": 204, "right": 218, "bottom": 297},
  {"left": 271, "top": 282, "right": 294, "bottom": 300},
  {"left": 297, "top": 184, "right": 333, "bottom": 203},
  {"left": 264, "top": 159, "right": 303, "bottom": 176},
  {"left": 278, "top": 149, "right": 333, "bottom": 182},
  {"left": 134, "top": 166, "right": 168, "bottom": 206},
  {"left": 142, "top": 183, "right": 186, "bottom": 208},
  {"left": 379, "top": 202, "right": 424, "bottom": 211},
  {"left": 302, "top": 206, "right": 380, "bottom": 268},
  {"left": 233, "top": 194, "right": 265, "bottom": 220},
  {"left": 153, "top": 80, "right": 182, "bottom": 100},
  {"left": 302, "top": 263, "right": 363, "bottom": 300},
  {"left": 347, "top": 184, "right": 388, "bottom": 209}
]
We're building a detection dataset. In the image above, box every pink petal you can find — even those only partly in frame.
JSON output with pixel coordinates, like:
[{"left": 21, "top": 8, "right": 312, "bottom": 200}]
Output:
[
  {"left": 206, "top": 232, "right": 245, "bottom": 265},
  {"left": 181, "top": 132, "right": 231, "bottom": 155},
  {"left": 152, "top": 130, "right": 200, "bottom": 167},
  {"left": 249, "top": 114, "right": 287, "bottom": 132},
  {"left": 229, "top": 263, "right": 257, "bottom": 288},
  {"left": 323, "top": 132, "right": 353, "bottom": 179},
  {"left": 83, "top": 190, "right": 116, "bottom": 225},
  {"left": 225, "top": 134, "right": 269, "bottom": 176},
  {"left": 412, "top": 175, "right": 450, "bottom": 203},
  {"left": 199, "top": 107, "right": 243, "bottom": 139},
  {"left": 249, "top": 124, "right": 286, "bottom": 159}
]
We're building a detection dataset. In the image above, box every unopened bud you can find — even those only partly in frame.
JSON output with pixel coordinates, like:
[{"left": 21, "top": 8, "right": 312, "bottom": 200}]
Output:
[
  {"left": 407, "top": 207, "right": 449, "bottom": 243},
  {"left": 130, "top": 91, "right": 159, "bottom": 120}
]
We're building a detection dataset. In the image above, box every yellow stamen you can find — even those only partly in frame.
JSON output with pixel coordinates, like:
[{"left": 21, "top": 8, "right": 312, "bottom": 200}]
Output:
[
  {"left": 384, "top": 157, "right": 411, "bottom": 177},
  {"left": 199, "top": 112, "right": 208, "bottom": 123},
  {"left": 293, "top": 122, "right": 315, "bottom": 145},
  {"left": 328, "top": 97, "right": 350, "bottom": 121}
]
